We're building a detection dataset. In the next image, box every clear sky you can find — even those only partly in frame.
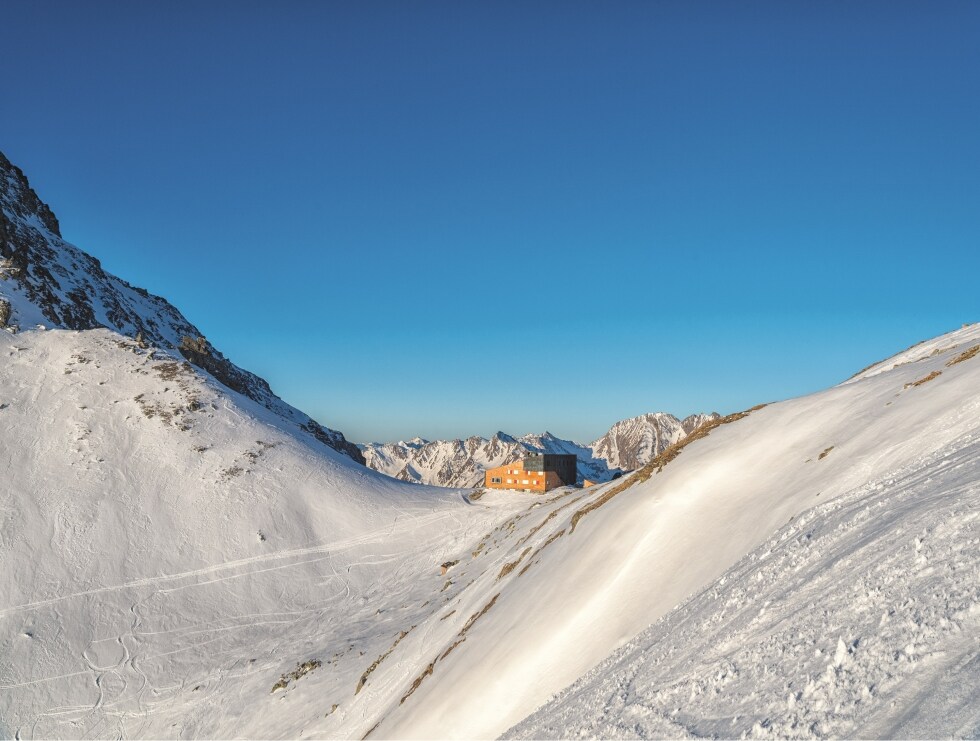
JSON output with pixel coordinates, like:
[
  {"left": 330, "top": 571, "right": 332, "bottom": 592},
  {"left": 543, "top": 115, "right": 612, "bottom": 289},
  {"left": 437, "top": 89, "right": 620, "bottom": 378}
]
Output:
[{"left": 4, "top": 1, "right": 979, "bottom": 443}]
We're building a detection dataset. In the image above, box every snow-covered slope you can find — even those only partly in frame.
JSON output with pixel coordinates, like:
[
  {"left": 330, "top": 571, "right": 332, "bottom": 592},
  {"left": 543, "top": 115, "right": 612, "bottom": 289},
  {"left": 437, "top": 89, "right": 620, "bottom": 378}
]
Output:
[
  {"left": 508, "top": 430, "right": 980, "bottom": 739},
  {"left": 0, "top": 326, "right": 524, "bottom": 739},
  {"left": 362, "top": 413, "right": 719, "bottom": 488},
  {"left": 359, "top": 322, "right": 980, "bottom": 739},
  {"left": 6, "top": 320, "right": 976, "bottom": 740},
  {"left": 0, "top": 151, "right": 362, "bottom": 463}
]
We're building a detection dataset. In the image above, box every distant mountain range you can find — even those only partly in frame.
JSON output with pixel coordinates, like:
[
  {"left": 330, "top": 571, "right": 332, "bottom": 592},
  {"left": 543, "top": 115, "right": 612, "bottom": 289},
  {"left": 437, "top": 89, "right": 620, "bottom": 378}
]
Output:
[{"left": 360, "top": 412, "right": 720, "bottom": 487}]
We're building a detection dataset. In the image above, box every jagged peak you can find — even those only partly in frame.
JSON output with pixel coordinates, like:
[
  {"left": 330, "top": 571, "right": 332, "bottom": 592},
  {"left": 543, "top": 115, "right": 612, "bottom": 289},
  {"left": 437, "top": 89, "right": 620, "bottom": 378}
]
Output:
[{"left": 0, "top": 151, "right": 61, "bottom": 237}]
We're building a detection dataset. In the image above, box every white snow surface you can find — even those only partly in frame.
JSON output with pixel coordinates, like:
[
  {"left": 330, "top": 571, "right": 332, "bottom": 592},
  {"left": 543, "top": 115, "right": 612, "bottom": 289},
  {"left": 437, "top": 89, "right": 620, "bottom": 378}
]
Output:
[
  {"left": 373, "top": 324, "right": 980, "bottom": 740},
  {"left": 507, "top": 432, "right": 980, "bottom": 739},
  {"left": 2, "top": 321, "right": 979, "bottom": 740},
  {"left": 0, "top": 327, "right": 530, "bottom": 738}
]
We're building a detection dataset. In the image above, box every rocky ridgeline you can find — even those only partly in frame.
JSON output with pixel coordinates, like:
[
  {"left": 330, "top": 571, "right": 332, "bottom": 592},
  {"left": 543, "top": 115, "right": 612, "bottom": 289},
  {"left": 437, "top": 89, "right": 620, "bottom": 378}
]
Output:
[
  {"left": 362, "top": 413, "right": 720, "bottom": 488},
  {"left": 0, "top": 150, "right": 363, "bottom": 464}
]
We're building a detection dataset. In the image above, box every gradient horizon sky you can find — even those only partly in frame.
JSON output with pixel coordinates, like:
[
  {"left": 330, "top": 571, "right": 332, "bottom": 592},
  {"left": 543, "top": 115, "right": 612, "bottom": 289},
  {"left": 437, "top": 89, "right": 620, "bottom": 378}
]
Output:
[{"left": 4, "top": 1, "right": 979, "bottom": 443}]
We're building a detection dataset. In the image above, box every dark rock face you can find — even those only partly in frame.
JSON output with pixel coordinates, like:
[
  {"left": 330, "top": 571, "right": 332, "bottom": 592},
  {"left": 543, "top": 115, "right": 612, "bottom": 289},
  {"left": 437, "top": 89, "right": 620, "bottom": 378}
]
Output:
[
  {"left": 178, "top": 335, "right": 276, "bottom": 406},
  {"left": 0, "top": 152, "right": 60, "bottom": 237},
  {"left": 0, "top": 153, "right": 194, "bottom": 345},
  {"left": 300, "top": 419, "right": 366, "bottom": 467},
  {"left": 0, "top": 150, "right": 364, "bottom": 466}
]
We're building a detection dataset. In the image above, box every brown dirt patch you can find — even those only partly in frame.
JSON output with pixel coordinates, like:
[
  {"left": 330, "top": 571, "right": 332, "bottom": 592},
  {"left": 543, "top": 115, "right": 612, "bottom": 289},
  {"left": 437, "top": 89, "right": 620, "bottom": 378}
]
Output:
[
  {"left": 357, "top": 628, "right": 413, "bottom": 695},
  {"left": 947, "top": 344, "right": 980, "bottom": 367},
  {"left": 519, "top": 529, "right": 566, "bottom": 577},
  {"left": 397, "top": 593, "right": 501, "bottom": 707},
  {"left": 498, "top": 547, "right": 532, "bottom": 580},
  {"left": 904, "top": 370, "right": 942, "bottom": 388},
  {"left": 271, "top": 658, "right": 321, "bottom": 693}
]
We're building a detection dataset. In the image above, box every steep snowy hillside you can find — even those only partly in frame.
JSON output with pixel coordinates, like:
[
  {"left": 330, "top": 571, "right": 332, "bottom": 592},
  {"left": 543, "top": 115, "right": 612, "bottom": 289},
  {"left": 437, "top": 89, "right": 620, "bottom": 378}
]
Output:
[
  {"left": 0, "top": 326, "right": 526, "bottom": 739},
  {"left": 509, "top": 431, "right": 980, "bottom": 739},
  {"left": 359, "top": 322, "right": 980, "bottom": 739},
  {"left": 0, "top": 151, "right": 362, "bottom": 463},
  {"left": 362, "top": 414, "right": 719, "bottom": 488}
]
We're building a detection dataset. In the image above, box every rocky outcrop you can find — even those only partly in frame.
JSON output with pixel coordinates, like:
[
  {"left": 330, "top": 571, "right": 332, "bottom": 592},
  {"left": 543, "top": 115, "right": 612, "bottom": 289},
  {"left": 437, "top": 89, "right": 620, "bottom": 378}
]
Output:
[
  {"left": 178, "top": 335, "right": 275, "bottom": 407},
  {"left": 301, "top": 419, "right": 366, "bottom": 466},
  {"left": 0, "top": 150, "right": 363, "bottom": 465},
  {"left": 0, "top": 152, "right": 60, "bottom": 236}
]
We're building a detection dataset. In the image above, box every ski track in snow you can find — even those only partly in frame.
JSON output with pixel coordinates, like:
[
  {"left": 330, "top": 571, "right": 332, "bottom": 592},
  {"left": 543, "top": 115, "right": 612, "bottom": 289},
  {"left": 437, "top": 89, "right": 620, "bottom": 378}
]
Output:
[
  {"left": 3, "top": 507, "right": 497, "bottom": 739},
  {"left": 0, "top": 510, "right": 467, "bottom": 621}
]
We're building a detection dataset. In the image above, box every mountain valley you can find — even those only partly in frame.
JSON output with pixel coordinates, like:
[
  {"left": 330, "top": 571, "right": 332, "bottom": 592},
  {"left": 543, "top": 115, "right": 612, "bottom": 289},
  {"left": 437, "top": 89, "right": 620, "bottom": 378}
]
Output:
[{"left": 1, "top": 151, "right": 978, "bottom": 740}]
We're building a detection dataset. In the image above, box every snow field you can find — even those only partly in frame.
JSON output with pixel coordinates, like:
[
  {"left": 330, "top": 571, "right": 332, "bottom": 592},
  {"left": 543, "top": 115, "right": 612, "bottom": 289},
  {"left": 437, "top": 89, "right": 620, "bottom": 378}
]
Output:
[
  {"left": 508, "top": 432, "right": 980, "bottom": 739},
  {"left": 0, "top": 328, "right": 527, "bottom": 738},
  {"left": 372, "top": 322, "right": 980, "bottom": 738},
  {"left": 2, "top": 321, "right": 978, "bottom": 739}
]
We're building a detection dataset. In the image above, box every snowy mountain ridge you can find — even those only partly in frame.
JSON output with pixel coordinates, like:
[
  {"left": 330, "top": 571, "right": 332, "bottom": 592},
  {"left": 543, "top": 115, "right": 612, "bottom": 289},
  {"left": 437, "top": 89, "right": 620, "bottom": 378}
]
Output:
[
  {"left": 361, "top": 412, "right": 719, "bottom": 487},
  {"left": 0, "top": 151, "right": 363, "bottom": 463}
]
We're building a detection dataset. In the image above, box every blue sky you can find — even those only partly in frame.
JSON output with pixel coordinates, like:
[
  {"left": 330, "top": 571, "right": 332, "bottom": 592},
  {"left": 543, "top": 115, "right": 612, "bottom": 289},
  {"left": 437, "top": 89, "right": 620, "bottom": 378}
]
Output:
[{"left": 4, "top": 1, "right": 979, "bottom": 443}]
